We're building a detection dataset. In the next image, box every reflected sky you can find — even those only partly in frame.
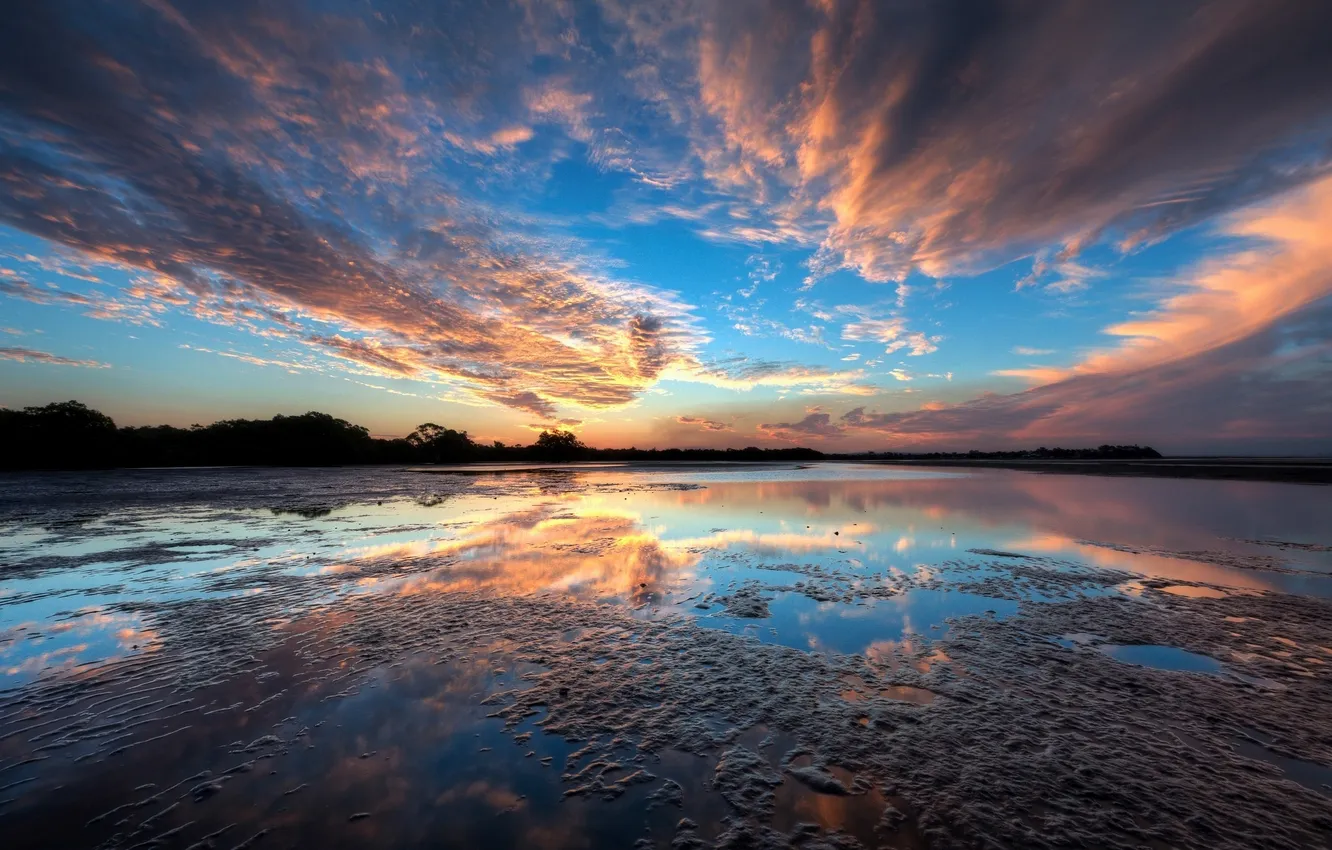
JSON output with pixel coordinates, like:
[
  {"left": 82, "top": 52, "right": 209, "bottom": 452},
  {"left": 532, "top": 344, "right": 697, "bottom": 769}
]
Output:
[
  {"left": 3, "top": 464, "right": 1330, "bottom": 685},
  {"left": 4, "top": 464, "right": 1332, "bottom": 848}
]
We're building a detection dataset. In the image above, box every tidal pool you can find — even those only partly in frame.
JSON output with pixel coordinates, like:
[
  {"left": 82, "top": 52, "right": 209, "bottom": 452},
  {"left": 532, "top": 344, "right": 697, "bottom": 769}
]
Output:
[
  {"left": 1097, "top": 644, "right": 1225, "bottom": 675},
  {"left": 1, "top": 464, "right": 1330, "bottom": 848}
]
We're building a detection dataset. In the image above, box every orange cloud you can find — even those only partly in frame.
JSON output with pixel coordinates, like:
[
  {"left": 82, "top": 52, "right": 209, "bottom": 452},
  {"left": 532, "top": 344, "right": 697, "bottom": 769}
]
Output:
[
  {"left": 1059, "top": 175, "right": 1332, "bottom": 380},
  {"left": 826, "top": 174, "right": 1332, "bottom": 450},
  {"left": 675, "top": 2, "right": 1332, "bottom": 282}
]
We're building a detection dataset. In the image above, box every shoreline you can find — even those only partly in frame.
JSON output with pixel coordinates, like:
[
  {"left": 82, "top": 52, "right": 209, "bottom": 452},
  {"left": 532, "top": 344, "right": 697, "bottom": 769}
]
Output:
[
  {"left": 3, "top": 457, "right": 1330, "bottom": 484},
  {"left": 857, "top": 457, "right": 1332, "bottom": 485}
]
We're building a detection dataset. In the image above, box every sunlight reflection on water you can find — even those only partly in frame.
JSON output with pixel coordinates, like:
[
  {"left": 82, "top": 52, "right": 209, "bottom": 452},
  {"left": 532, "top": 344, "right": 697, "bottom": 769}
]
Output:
[
  {"left": 3, "top": 464, "right": 1332, "bottom": 849},
  {"left": 2, "top": 463, "right": 1330, "bottom": 684}
]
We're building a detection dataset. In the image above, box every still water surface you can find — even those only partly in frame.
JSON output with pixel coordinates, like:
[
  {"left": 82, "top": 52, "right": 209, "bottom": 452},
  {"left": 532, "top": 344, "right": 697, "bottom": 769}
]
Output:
[{"left": 1, "top": 464, "right": 1329, "bottom": 848}]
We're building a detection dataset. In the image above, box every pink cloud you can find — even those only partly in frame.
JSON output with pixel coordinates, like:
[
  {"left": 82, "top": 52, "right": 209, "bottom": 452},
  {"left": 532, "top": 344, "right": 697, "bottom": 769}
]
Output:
[{"left": 0, "top": 346, "right": 109, "bottom": 368}]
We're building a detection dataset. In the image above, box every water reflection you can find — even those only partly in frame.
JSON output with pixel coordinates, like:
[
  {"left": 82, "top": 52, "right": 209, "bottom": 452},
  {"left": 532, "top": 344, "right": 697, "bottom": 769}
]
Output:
[
  {"left": 4, "top": 465, "right": 1332, "bottom": 847},
  {"left": 0, "top": 642, "right": 697, "bottom": 850},
  {"left": 1097, "top": 644, "right": 1226, "bottom": 674},
  {"left": 4, "top": 465, "right": 1330, "bottom": 684}
]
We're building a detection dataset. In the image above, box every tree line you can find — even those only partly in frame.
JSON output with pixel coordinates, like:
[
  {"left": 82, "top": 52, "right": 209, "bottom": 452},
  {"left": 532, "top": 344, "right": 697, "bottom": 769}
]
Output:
[
  {"left": 0, "top": 401, "right": 824, "bottom": 470},
  {"left": 0, "top": 401, "right": 1160, "bottom": 471},
  {"left": 849, "top": 446, "right": 1163, "bottom": 460}
]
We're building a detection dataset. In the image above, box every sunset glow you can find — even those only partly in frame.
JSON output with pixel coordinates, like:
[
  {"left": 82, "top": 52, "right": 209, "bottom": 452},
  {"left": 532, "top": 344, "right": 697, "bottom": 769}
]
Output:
[{"left": 2, "top": 1, "right": 1330, "bottom": 452}]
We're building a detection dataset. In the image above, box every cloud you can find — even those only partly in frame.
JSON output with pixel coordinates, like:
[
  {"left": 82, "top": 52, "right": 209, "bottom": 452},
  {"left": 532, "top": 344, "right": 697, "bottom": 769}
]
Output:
[
  {"left": 718, "top": 308, "right": 829, "bottom": 347},
  {"left": 667, "top": 356, "right": 872, "bottom": 396},
  {"left": 1017, "top": 259, "right": 1107, "bottom": 294},
  {"left": 675, "top": 415, "right": 732, "bottom": 432},
  {"left": 1012, "top": 347, "right": 1055, "bottom": 357},
  {"left": 683, "top": 1, "right": 1332, "bottom": 281},
  {"left": 485, "top": 390, "right": 558, "bottom": 419},
  {"left": 757, "top": 411, "right": 846, "bottom": 442},
  {"left": 0, "top": 347, "right": 109, "bottom": 368},
  {"left": 839, "top": 311, "right": 940, "bottom": 356},
  {"left": 822, "top": 175, "right": 1332, "bottom": 451},
  {"left": 841, "top": 318, "right": 906, "bottom": 346},
  {"left": 181, "top": 344, "right": 313, "bottom": 374},
  {"left": 1, "top": 274, "right": 91, "bottom": 307},
  {"left": 485, "top": 125, "right": 536, "bottom": 151},
  {"left": 1004, "top": 174, "right": 1332, "bottom": 386},
  {"left": 837, "top": 308, "right": 1332, "bottom": 452},
  {"left": 738, "top": 254, "right": 781, "bottom": 298},
  {"left": 843, "top": 320, "right": 937, "bottom": 356},
  {"left": 3, "top": 0, "right": 1331, "bottom": 450},
  {"left": 0, "top": 0, "right": 712, "bottom": 418},
  {"left": 889, "top": 333, "right": 940, "bottom": 357}
]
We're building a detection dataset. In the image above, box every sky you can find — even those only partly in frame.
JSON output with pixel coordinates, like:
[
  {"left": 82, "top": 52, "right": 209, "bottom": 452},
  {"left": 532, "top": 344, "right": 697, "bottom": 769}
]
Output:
[{"left": 1, "top": 0, "right": 1330, "bottom": 454}]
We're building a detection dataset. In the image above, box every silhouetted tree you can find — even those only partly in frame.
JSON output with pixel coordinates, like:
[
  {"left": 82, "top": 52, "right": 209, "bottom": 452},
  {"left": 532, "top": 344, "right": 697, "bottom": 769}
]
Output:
[
  {"left": 0, "top": 401, "right": 118, "bottom": 469},
  {"left": 532, "top": 430, "right": 589, "bottom": 461},
  {"left": 406, "top": 422, "right": 475, "bottom": 463}
]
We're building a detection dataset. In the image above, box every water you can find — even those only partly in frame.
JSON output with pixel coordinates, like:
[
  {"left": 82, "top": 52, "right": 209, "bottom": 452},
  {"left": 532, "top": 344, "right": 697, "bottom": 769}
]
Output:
[
  {"left": 1097, "top": 644, "right": 1225, "bottom": 674},
  {"left": 1, "top": 463, "right": 1330, "bottom": 848},
  {"left": 4, "top": 464, "right": 1328, "bottom": 683}
]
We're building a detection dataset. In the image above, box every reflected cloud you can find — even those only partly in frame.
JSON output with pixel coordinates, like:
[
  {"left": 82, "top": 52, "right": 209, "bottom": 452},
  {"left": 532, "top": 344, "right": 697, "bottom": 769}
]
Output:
[{"left": 379, "top": 506, "right": 701, "bottom": 602}]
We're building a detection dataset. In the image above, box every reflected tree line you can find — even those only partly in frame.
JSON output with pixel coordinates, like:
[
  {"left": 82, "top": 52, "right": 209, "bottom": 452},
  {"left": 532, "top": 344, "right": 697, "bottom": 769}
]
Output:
[{"left": 0, "top": 401, "right": 1159, "bottom": 470}]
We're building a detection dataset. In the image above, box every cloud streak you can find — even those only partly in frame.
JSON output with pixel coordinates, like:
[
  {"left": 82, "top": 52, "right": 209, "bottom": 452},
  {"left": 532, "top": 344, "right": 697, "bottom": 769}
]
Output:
[
  {"left": 1, "top": 1, "right": 1330, "bottom": 450},
  {"left": 0, "top": 0, "right": 715, "bottom": 418},
  {"left": 0, "top": 347, "right": 109, "bottom": 368},
  {"left": 682, "top": 0, "right": 1332, "bottom": 281},
  {"left": 675, "top": 415, "right": 732, "bottom": 433},
  {"left": 780, "top": 175, "right": 1332, "bottom": 451}
]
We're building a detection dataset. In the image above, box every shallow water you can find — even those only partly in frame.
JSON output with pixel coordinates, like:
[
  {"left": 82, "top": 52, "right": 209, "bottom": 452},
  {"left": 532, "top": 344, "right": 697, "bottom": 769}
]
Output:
[
  {"left": 1, "top": 463, "right": 1330, "bottom": 848},
  {"left": 1097, "top": 644, "right": 1225, "bottom": 674}
]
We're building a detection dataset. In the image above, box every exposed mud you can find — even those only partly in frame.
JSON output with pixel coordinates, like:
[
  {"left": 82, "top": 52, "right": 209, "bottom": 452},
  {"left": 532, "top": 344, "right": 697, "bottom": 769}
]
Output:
[
  {"left": 1077, "top": 540, "right": 1305, "bottom": 574},
  {"left": 1235, "top": 538, "right": 1332, "bottom": 554},
  {"left": 1, "top": 467, "right": 1330, "bottom": 849}
]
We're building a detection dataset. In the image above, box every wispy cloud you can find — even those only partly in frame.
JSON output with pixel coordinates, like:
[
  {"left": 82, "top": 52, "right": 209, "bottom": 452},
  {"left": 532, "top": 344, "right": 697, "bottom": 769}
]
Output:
[
  {"left": 1, "top": 1, "right": 1330, "bottom": 450},
  {"left": 676, "top": 2, "right": 1332, "bottom": 280},
  {"left": 666, "top": 356, "right": 873, "bottom": 396},
  {"left": 0, "top": 3, "right": 722, "bottom": 417},
  {"left": 788, "top": 175, "right": 1332, "bottom": 451},
  {"left": 0, "top": 347, "right": 109, "bottom": 368},
  {"left": 675, "top": 415, "right": 732, "bottom": 433},
  {"left": 840, "top": 316, "right": 940, "bottom": 357}
]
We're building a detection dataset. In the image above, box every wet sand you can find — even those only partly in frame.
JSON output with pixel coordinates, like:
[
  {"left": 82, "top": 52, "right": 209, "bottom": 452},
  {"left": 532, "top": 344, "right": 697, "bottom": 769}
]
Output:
[{"left": 1, "top": 464, "right": 1330, "bottom": 848}]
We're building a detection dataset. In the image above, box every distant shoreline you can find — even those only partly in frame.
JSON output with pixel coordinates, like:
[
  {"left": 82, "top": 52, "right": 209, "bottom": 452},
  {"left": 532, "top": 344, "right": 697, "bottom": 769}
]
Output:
[
  {"left": 4, "top": 457, "right": 1328, "bottom": 485},
  {"left": 855, "top": 457, "right": 1332, "bottom": 485}
]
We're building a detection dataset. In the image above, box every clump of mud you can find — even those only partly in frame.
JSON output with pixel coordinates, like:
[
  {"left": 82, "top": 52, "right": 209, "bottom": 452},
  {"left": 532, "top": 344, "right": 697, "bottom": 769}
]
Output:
[{"left": 714, "top": 583, "right": 772, "bottom": 618}]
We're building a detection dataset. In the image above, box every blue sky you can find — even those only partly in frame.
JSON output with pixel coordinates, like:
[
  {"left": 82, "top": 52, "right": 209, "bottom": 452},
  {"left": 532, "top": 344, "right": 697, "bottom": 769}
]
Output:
[{"left": 1, "top": 1, "right": 1330, "bottom": 453}]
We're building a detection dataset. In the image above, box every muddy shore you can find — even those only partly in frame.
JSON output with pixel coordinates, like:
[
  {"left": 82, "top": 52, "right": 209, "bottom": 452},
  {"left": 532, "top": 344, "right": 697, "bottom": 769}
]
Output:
[
  {"left": 1, "top": 465, "right": 1329, "bottom": 848},
  {"left": 861, "top": 457, "right": 1332, "bottom": 484}
]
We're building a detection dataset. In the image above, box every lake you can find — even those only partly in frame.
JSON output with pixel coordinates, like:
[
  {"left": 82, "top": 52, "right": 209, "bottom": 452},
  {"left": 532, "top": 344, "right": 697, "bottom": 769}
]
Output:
[{"left": 1, "top": 464, "right": 1330, "bottom": 848}]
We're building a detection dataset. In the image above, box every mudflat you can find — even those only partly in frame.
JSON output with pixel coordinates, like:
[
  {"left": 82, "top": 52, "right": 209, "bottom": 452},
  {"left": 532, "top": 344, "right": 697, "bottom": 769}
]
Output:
[{"left": 1, "top": 464, "right": 1330, "bottom": 849}]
